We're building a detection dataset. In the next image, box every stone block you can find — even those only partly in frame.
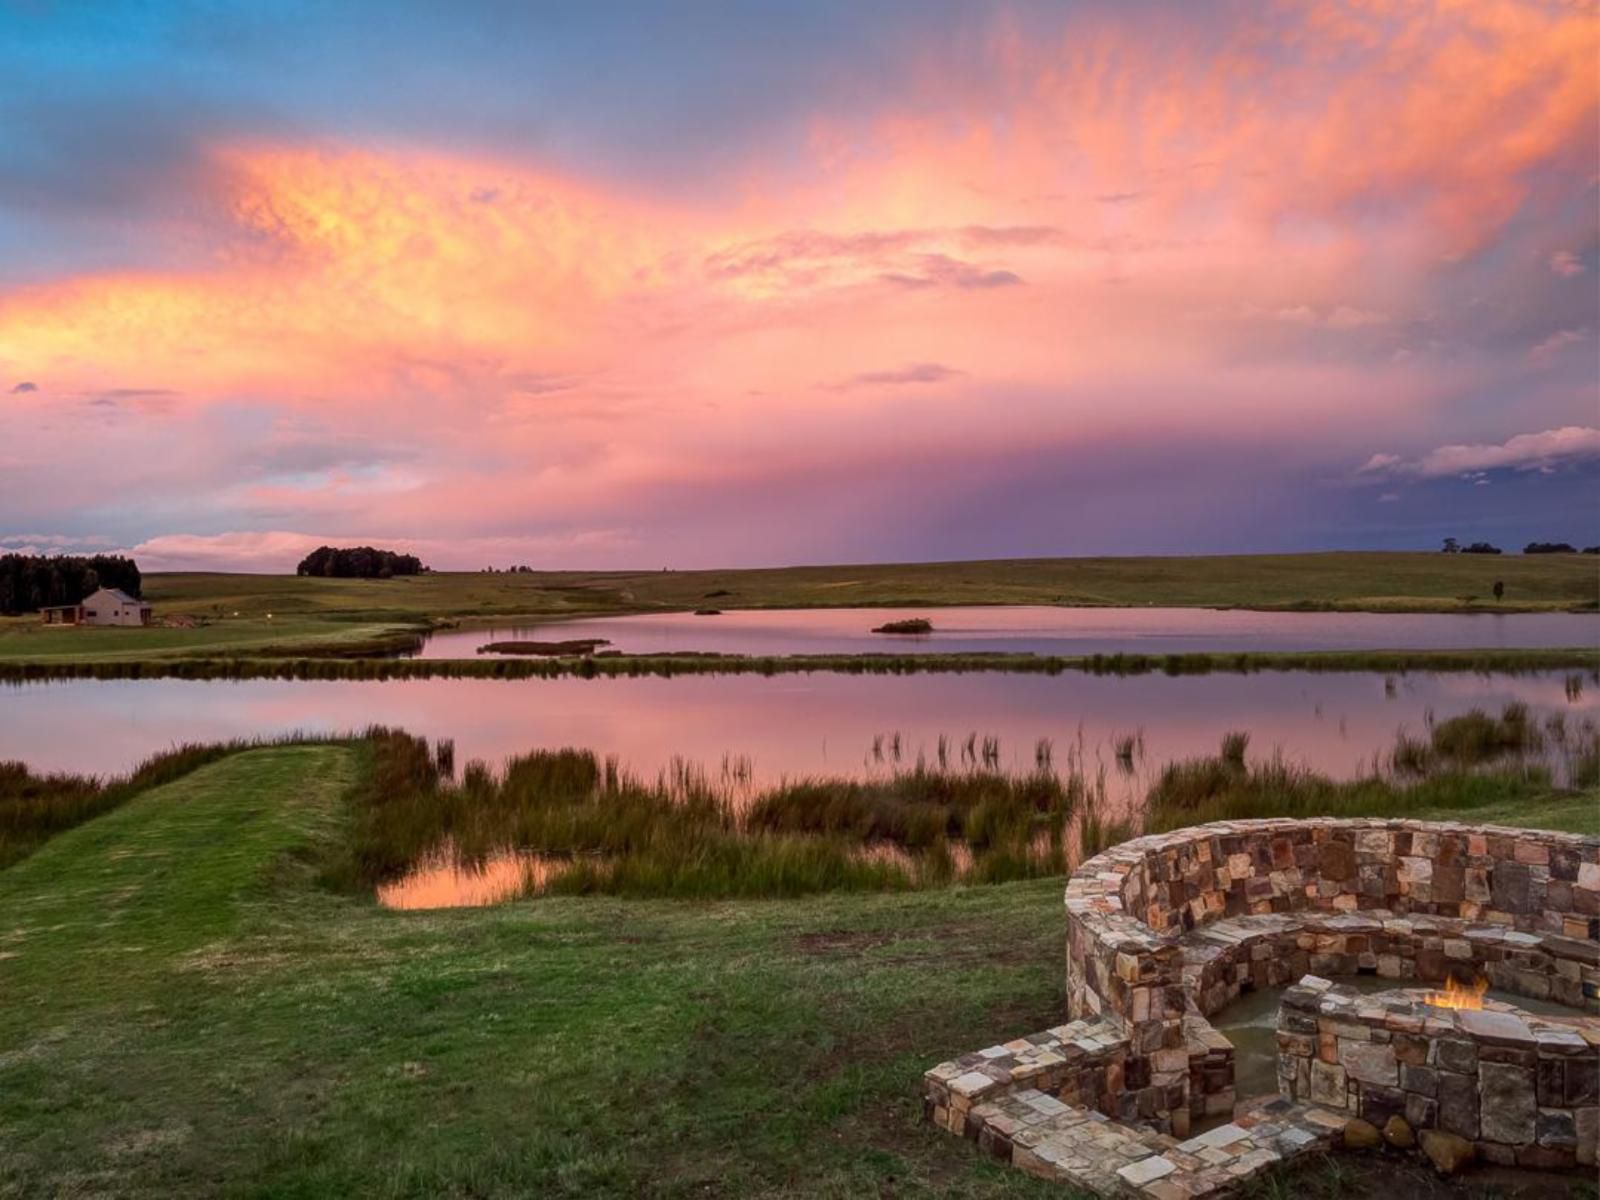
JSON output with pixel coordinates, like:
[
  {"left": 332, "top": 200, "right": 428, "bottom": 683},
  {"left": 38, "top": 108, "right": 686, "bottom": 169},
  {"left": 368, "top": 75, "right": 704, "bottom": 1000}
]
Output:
[
  {"left": 1577, "top": 1106, "right": 1598, "bottom": 1167},
  {"left": 1536, "top": 1108, "right": 1577, "bottom": 1149},
  {"left": 1436, "top": 1038, "right": 1477, "bottom": 1073},
  {"left": 1309, "top": 1059, "right": 1347, "bottom": 1107},
  {"left": 1342, "top": 1040, "right": 1398, "bottom": 1086},
  {"left": 1405, "top": 1093, "right": 1438, "bottom": 1129},
  {"left": 1439, "top": 1072, "right": 1479, "bottom": 1139},
  {"left": 1320, "top": 840, "right": 1356, "bottom": 882},
  {"left": 1537, "top": 1057, "right": 1565, "bottom": 1106},
  {"left": 1478, "top": 1063, "right": 1536, "bottom": 1145},
  {"left": 1401, "top": 1062, "right": 1437, "bottom": 1097},
  {"left": 1566, "top": 1054, "right": 1599, "bottom": 1106},
  {"left": 1491, "top": 862, "right": 1532, "bottom": 913}
]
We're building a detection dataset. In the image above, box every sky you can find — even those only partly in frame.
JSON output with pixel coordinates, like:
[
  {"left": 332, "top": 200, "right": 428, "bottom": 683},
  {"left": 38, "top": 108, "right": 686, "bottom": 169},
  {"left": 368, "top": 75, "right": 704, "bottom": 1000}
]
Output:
[{"left": 0, "top": 0, "right": 1597, "bottom": 572}]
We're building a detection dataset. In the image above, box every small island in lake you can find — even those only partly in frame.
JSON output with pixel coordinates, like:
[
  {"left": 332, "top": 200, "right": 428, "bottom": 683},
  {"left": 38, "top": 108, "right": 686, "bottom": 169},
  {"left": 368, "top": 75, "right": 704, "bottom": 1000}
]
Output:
[
  {"left": 871, "top": 618, "right": 934, "bottom": 635},
  {"left": 477, "top": 638, "right": 611, "bottom": 656}
]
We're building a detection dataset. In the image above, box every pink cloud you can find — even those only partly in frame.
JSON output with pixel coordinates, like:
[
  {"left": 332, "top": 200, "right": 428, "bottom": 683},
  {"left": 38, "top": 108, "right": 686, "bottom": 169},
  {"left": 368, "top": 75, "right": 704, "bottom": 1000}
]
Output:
[
  {"left": 1550, "top": 250, "right": 1585, "bottom": 277},
  {"left": 1360, "top": 426, "right": 1600, "bottom": 480}
]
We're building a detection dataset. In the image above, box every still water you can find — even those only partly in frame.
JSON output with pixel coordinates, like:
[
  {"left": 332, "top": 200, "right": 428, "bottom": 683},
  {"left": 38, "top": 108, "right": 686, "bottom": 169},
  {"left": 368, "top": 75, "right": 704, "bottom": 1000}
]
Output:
[
  {"left": 3, "top": 670, "right": 1591, "bottom": 792},
  {"left": 414, "top": 606, "right": 1599, "bottom": 658}
]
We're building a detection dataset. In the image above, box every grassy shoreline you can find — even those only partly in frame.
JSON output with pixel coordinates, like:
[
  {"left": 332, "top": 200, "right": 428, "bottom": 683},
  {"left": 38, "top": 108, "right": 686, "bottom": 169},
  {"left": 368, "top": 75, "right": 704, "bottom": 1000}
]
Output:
[{"left": 0, "top": 645, "right": 1594, "bottom": 683}]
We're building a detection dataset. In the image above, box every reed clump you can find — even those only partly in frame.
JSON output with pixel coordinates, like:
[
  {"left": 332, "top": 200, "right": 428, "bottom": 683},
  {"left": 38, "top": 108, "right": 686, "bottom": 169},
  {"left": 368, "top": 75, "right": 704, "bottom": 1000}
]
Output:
[{"left": 331, "top": 732, "right": 1087, "bottom": 899}]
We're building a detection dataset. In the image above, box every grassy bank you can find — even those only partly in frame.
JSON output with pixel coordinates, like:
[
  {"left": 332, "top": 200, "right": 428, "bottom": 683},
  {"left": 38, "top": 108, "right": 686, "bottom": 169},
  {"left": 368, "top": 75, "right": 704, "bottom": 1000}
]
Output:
[
  {"left": 1, "top": 646, "right": 1594, "bottom": 683},
  {"left": 0, "top": 614, "right": 424, "bottom": 662}
]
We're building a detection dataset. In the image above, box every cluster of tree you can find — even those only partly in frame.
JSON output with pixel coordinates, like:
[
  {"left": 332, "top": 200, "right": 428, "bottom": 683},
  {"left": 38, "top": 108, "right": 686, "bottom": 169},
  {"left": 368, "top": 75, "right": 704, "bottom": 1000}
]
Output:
[
  {"left": 1440, "top": 539, "right": 1502, "bottom": 555},
  {"left": 481, "top": 565, "right": 537, "bottom": 573},
  {"left": 295, "top": 546, "right": 427, "bottom": 579},
  {"left": 1445, "top": 538, "right": 1598, "bottom": 555},
  {"left": 0, "top": 554, "right": 142, "bottom": 615}
]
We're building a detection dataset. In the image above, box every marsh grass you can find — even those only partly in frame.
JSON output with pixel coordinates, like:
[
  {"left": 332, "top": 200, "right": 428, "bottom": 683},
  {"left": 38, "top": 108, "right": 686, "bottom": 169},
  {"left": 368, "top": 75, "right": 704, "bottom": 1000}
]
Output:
[
  {"left": 1144, "top": 711, "right": 1597, "bottom": 833},
  {"left": 323, "top": 730, "right": 1098, "bottom": 900}
]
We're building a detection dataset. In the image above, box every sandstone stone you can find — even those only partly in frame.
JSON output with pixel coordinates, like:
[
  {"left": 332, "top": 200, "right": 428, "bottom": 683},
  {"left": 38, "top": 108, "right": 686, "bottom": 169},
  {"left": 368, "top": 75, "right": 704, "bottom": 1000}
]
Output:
[
  {"left": 1478, "top": 1062, "right": 1536, "bottom": 1145},
  {"left": 1320, "top": 840, "right": 1356, "bottom": 882},
  {"left": 1342, "top": 1118, "right": 1382, "bottom": 1149},
  {"left": 1491, "top": 862, "right": 1532, "bottom": 912},
  {"left": 1382, "top": 1115, "right": 1415, "bottom": 1148},
  {"left": 1309, "top": 1059, "right": 1347, "bottom": 1108},
  {"left": 1419, "top": 1129, "right": 1476, "bottom": 1176},
  {"left": 1342, "top": 1040, "right": 1398, "bottom": 1086}
]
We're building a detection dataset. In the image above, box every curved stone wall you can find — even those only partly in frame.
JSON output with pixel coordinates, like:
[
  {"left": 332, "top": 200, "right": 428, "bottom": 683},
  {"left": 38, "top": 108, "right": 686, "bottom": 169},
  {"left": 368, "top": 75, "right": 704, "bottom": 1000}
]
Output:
[{"left": 1064, "top": 818, "right": 1600, "bottom": 1132}]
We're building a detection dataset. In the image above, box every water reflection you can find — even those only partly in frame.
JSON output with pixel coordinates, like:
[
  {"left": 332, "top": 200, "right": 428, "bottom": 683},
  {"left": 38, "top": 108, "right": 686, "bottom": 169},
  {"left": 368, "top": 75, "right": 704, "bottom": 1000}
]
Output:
[
  {"left": 4, "top": 670, "right": 1593, "bottom": 793},
  {"left": 376, "top": 847, "right": 572, "bottom": 909},
  {"left": 414, "top": 606, "right": 1599, "bottom": 659}
]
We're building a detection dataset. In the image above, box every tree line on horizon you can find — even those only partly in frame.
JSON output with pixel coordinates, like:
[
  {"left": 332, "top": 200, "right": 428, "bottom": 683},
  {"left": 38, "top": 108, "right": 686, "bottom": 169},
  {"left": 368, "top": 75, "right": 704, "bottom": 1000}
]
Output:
[
  {"left": 0, "top": 554, "right": 143, "bottom": 615},
  {"left": 295, "top": 546, "right": 428, "bottom": 579},
  {"left": 1441, "top": 539, "right": 1598, "bottom": 555}
]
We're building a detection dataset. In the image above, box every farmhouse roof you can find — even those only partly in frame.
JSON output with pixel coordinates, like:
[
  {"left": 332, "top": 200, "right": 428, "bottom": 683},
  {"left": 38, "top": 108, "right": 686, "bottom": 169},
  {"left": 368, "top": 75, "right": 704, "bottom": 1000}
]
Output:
[{"left": 87, "top": 587, "right": 147, "bottom": 605}]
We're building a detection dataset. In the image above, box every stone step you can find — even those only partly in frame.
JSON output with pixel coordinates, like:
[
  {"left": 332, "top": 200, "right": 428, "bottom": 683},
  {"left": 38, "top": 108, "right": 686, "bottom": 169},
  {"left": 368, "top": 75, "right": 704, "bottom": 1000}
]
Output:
[{"left": 960, "top": 1085, "right": 1348, "bottom": 1198}]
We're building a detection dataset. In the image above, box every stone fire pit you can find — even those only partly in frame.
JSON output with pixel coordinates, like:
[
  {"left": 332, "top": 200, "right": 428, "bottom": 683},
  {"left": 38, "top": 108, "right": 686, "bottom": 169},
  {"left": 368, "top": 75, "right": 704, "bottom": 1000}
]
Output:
[
  {"left": 1278, "top": 977, "right": 1596, "bottom": 1169},
  {"left": 924, "top": 817, "right": 1600, "bottom": 1197}
]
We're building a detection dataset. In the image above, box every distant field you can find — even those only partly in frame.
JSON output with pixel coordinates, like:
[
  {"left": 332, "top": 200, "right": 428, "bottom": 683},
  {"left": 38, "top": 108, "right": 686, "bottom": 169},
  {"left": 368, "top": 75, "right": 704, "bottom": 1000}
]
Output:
[
  {"left": 144, "top": 552, "right": 1599, "bottom": 618},
  {"left": 0, "top": 615, "right": 420, "bottom": 662},
  {"left": 0, "top": 552, "right": 1592, "bottom": 663}
]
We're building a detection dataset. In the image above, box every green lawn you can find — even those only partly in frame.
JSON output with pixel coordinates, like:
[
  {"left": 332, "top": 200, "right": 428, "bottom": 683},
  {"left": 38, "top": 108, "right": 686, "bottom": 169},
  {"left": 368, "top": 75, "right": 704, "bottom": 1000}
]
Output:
[
  {"left": 0, "top": 616, "right": 423, "bottom": 662},
  {"left": 1, "top": 745, "right": 1592, "bottom": 1198}
]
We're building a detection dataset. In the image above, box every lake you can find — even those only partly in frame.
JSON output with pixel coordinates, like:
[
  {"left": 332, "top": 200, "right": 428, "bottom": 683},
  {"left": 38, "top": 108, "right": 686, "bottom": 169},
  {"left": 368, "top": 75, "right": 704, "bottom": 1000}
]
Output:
[
  {"left": 412, "top": 606, "right": 1599, "bottom": 658},
  {"left": 4, "top": 670, "right": 1591, "bottom": 801}
]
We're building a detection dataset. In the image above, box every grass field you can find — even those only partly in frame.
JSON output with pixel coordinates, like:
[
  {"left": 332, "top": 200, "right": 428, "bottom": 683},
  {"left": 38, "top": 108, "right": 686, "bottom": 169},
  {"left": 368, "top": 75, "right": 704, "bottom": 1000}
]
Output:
[
  {"left": 141, "top": 553, "right": 1600, "bottom": 618},
  {"left": 2, "top": 743, "right": 1593, "bottom": 1198},
  {"left": 0, "top": 552, "right": 1591, "bottom": 665}
]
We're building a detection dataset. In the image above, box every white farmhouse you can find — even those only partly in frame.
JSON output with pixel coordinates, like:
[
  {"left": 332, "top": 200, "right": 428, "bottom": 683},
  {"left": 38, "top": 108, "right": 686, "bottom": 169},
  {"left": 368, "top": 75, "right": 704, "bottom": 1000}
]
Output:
[
  {"left": 82, "top": 587, "right": 152, "bottom": 626},
  {"left": 48, "top": 586, "right": 154, "bottom": 627}
]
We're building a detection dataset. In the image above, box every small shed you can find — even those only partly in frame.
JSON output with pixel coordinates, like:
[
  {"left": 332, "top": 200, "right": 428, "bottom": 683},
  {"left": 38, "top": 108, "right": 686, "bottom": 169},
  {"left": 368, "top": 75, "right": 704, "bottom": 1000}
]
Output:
[{"left": 80, "top": 587, "right": 153, "bottom": 627}]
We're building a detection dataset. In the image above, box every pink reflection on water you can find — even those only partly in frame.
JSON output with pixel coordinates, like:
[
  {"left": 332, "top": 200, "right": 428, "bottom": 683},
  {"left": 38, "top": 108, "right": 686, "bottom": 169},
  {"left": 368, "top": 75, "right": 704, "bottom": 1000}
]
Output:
[
  {"left": 4, "top": 671, "right": 1594, "bottom": 795},
  {"left": 376, "top": 848, "right": 570, "bottom": 909},
  {"left": 415, "top": 607, "right": 1600, "bottom": 659}
]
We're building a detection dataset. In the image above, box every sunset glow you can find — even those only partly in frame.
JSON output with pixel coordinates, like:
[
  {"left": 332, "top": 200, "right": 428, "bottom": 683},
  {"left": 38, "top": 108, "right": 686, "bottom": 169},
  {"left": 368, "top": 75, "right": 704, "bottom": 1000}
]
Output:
[{"left": 2, "top": 1, "right": 1596, "bottom": 568}]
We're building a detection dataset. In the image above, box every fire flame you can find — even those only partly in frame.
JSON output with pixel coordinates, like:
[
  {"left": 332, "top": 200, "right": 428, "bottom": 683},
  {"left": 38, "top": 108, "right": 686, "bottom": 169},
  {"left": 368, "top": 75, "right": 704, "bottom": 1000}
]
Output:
[{"left": 1425, "top": 975, "right": 1488, "bottom": 1011}]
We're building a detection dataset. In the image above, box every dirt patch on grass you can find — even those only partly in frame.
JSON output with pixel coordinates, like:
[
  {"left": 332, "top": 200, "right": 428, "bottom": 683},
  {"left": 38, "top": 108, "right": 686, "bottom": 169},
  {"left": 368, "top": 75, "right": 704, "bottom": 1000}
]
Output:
[
  {"left": 792, "top": 922, "right": 1047, "bottom": 969},
  {"left": 793, "top": 929, "right": 906, "bottom": 956}
]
